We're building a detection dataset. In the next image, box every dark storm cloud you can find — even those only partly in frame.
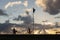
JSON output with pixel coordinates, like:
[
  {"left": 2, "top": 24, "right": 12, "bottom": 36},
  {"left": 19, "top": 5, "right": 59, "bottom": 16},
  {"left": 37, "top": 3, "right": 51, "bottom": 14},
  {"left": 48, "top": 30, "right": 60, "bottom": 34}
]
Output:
[
  {"left": 45, "top": 0, "right": 60, "bottom": 15},
  {"left": 0, "top": 9, "right": 8, "bottom": 16},
  {"left": 36, "top": 0, "right": 60, "bottom": 15},
  {"left": 45, "top": 7, "right": 59, "bottom": 15},
  {"left": 53, "top": 0, "right": 60, "bottom": 9}
]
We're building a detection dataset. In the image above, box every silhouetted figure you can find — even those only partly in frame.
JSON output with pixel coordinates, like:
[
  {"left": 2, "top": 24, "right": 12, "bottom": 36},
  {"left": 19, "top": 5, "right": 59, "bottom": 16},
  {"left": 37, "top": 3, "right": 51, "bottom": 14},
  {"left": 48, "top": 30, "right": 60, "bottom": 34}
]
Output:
[
  {"left": 27, "top": 27, "right": 31, "bottom": 34},
  {"left": 12, "top": 28, "right": 17, "bottom": 34}
]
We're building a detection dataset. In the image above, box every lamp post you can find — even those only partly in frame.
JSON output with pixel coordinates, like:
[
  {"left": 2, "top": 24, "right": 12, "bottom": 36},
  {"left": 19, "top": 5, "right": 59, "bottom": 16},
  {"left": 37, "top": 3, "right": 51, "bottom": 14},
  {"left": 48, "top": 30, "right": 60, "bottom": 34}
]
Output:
[{"left": 33, "top": 8, "right": 35, "bottom": 34}]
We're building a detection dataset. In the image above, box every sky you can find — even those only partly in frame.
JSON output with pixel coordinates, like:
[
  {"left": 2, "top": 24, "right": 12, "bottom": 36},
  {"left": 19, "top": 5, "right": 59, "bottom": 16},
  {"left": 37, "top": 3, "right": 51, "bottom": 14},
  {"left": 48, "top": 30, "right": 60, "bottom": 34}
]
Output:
[{"left": 0, "top": 0, "right": 60, "bottom": 24}]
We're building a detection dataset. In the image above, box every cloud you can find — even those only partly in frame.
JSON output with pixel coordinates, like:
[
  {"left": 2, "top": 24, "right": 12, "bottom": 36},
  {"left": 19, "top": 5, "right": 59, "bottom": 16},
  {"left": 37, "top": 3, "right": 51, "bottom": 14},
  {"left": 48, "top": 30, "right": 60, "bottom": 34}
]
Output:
[
  {"left": 10, "top": 20, "right": 24, "bottom": 24},
  {"left": 5, "top": 1, "right": 28, "bottom": 9},
  {"left": 20, "top": 13, "right": 28, "bottom": 17},
  {"left": 44, "top": 22, "right": 55, "bottom": 25},
  {"left": 13, "top": 18, "right": 19, "bottom": 21},
  {"left": 35, "top": 0, "right": 46, "bottom": 8},
  {"left": 35, "top": 0, "right": 60, "bottom": 15},
  {"left": 24, "top": 8, "right": 32, "bottom": 12},
  {"left": 13, "top": 14, "right": 33, "bottom": 24},
  {"left": 5, "top": 1, "right": 22, "bottom": 9},
  {"left": 55, "top": 16, "right": 60, "bottom": 18},
  {"left": 0, "top": 9, "right": 8, "bottom": 16},
  {"left": 13, "top": 13, "right": 29, "bottom": 21},
  {"left": 23, "top": 1, "right": 28, "bottom": 7}
]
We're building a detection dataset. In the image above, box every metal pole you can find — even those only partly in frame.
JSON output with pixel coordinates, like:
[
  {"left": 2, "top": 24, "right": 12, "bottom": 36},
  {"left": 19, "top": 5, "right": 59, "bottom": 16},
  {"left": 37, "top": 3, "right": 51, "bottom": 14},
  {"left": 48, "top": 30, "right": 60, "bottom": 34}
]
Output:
[
  {"left": 32, "top": 8, "right": 35, "bottom": 34},
  {"left": 33, "top": 12, "right": 34, "bottom": 34}
]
